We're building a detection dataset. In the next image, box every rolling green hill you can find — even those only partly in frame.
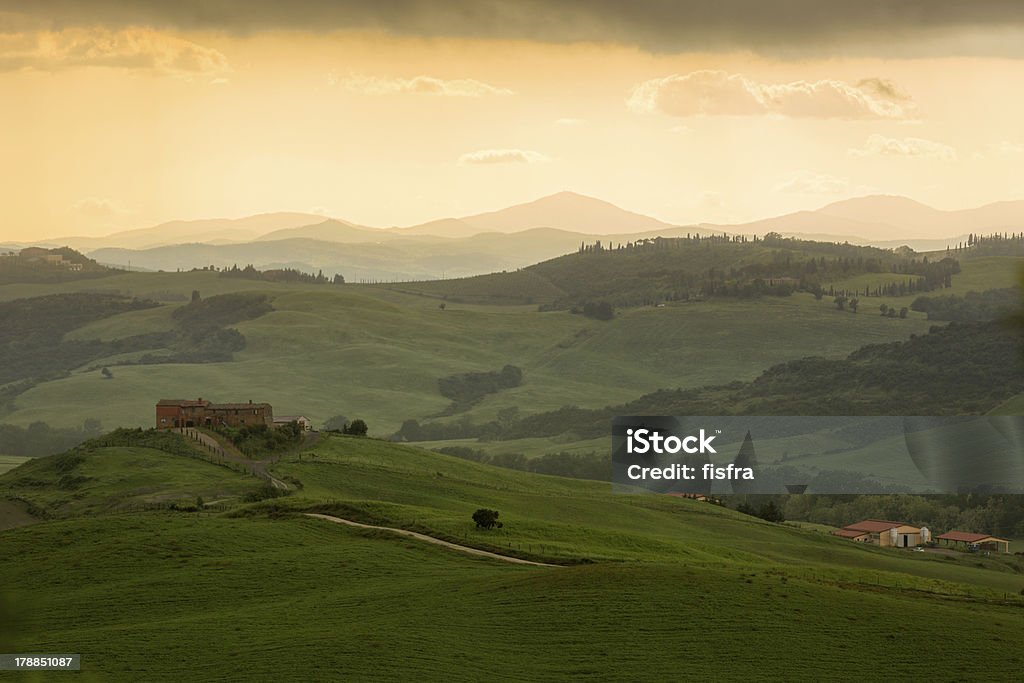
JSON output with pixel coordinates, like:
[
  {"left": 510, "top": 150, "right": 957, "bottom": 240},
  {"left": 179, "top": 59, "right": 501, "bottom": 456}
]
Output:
[
  {"left": 0, "top": 435, "right": 261, "bottom": 518},
  {"left": 0, "top": 271, "right": 948, "bottom": 437},
  {"left": 1, "top": 434, "right": 1022, "bottom": 680},
  {"left": 379, "top": 234, "right": 970, "bottom": 308},
  {"left": 0, "top": 245, "right": 1019, "bottom": 447}
]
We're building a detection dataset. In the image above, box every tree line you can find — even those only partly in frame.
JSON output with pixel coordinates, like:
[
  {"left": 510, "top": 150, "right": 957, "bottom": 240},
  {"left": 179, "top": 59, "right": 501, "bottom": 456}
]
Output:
[{"left": 221, "top": 264, "right": 345, "bottom": 284}]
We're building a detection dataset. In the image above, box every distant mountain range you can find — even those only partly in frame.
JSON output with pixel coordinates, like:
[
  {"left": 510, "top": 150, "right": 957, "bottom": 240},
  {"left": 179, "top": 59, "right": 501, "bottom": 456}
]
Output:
[
  {"left": 14, "top": 191, "right": 1024, "bottom": 281},
  {"left": 710, "top": 195, "right": 1024, "bottom": 246}
]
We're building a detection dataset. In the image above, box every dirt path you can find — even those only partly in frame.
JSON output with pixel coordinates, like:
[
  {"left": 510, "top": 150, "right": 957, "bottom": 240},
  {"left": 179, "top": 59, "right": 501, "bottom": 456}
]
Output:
[
  {"left": 177, "top": 428, "right": 291, "bottom": 490},
  {"left": 304, "top": 513, "right": 560, "bottom": 567}
]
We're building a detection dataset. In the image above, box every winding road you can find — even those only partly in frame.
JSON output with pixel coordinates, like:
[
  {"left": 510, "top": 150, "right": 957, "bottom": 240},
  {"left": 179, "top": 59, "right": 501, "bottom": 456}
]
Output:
[
  {"left": 178, "top": 430, "right": 552, "bottom": 566},
  {"left": 304, "top": 513, "right": 560, "bottom": 567}
]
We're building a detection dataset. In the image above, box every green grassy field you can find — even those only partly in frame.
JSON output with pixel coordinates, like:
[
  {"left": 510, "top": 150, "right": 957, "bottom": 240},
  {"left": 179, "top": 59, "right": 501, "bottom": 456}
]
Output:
[
  {"left": 828, "top": 256, "right": 1022, "bottom": 310},
  {"left": 2, "top": 272, "right": 946, "bottom": 436},
  {"left": 1, "top": 446, "right": 260, "bottom": 517},
  {"left": 2, "top": 434, "right": 1022, "bottom": 680},
  {"left": 268, "top": 437, "right": 1024, "bottom": 587}
]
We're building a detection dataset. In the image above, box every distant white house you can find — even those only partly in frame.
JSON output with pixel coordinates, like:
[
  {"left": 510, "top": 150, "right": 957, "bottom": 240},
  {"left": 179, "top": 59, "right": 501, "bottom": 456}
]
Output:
[{"left": 273, "top": 415, "right": 312, "bottom": 431}]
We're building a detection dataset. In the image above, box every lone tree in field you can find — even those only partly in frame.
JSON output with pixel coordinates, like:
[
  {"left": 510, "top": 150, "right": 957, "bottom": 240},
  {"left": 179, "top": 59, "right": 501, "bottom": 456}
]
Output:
[
  {"left": 879, "top": 303, "right": 889, "bottom": 316},
  {"left": 100, "top": 367, "right": 113, "bottom": 379},
  {"left": 472, "top": 508, "right": 502, "bottom": 529},
  {"left": 343, "top": 419, "right": 368, "bottom": 436},
  {"left": 833, "top": 295, "right": 847, "bottom": 311},
  {"left": 849, "top": 297, "right": 860, "bottom": 313}
]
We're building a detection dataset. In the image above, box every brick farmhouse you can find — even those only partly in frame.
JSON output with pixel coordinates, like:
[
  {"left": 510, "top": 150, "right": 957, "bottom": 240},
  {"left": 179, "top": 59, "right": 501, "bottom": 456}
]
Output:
[{"left": 156, "top": 398, "right": 273, "bottom": 430}]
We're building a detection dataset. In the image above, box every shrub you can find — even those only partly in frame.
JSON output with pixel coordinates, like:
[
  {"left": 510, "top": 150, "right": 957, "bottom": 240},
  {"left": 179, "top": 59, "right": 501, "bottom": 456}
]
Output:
[{"left": 472, "top": 508, "right": 502, "bottom": 529}]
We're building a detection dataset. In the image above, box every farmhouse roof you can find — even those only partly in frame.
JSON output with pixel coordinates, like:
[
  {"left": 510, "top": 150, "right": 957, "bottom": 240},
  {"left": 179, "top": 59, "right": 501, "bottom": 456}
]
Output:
[
  {"left": 832, "top": 529, "right": 869, "bottom": 538},
  {"left": 157, "top": 398, "right": 209, "bottom": 407},
  {"left": 936, "top": 531, "right": 1005, "bottom": 543},
  {"left": 843, "top": 519, "right": 910, "bottom": 533},
  {"left": 207, "top": 402, "right": 272, "bottom": 410},
  {"left": 274, "top": 415, "right": 307, "bottom": 421}
]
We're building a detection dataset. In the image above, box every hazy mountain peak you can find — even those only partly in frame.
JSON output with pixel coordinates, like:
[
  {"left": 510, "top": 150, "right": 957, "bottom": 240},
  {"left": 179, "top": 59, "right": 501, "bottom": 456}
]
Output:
[
  {"left": 458, "top": 190, "right": 675, "bottom": 235},
  {"left": 817, "top": 195, "right": 942, "bottom": 224},
  {"left": 255, "top": 217, "right": 391, "bottom": 243}
]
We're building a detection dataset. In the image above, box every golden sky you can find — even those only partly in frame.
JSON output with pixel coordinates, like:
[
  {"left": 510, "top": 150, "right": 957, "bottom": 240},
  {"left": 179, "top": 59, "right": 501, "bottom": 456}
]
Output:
[{"left": 2, "top": 2, "right": 1024, "bottom": 240}]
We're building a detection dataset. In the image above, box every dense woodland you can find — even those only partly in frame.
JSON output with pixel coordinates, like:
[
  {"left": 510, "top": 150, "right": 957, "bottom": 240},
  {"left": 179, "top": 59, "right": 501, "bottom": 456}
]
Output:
[{"left": 911, "top": 287, "right": 1020, "bottom": 322}]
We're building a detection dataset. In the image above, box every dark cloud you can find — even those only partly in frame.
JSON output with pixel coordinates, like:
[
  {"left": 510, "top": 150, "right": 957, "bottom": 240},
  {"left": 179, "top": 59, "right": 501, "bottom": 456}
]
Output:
[
  {"left": 3, "top": 1, "right": 1024, "bottom": 56},
  {"left": 856, "top": 78, "right": 912, "bottom": 102}
]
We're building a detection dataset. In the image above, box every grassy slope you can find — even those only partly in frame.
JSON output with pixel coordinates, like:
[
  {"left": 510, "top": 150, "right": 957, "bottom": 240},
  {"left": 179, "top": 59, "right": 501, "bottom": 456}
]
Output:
[
  {"left": 3, "top": 515, "right": 1021, "bottom": 681},
  {"left": 1, "top": 435, "right": 1022, "bottom": 680},
  {"left": 1, "top": 446, "right": 260, "bottom": 517},
  {"left": 828, "top": 256, "right": 1021, "bottom": 309},
  {"left": 3, "top": 274, "right": 940, "bottom": 435},
  {"left": 272, "top": 437, "right": 1024, "bottom": 590}
]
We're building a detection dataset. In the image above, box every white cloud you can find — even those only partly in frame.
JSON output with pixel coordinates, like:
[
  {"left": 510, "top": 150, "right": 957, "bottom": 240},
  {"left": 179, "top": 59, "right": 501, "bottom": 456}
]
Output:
[
  {"left": 332, "top": 73, "right": 513, "bottom": 97},
  {"left": 458, "top": 149, "right": 549, "bottom": 165},
  {"left": 627, "top": 70, "right": 913, "bottom": 119},
  {"left": 554, "top": 118, "right": 586, "bottom": 126},
  {"left": 70, "top": 197, "right": 129, "bottom": 217},
  {"left": 849, "top": 134, "right": 956, "bottom": 160},
  {"left": 0, "top": 28, "right": 231, "bottom": 79}
]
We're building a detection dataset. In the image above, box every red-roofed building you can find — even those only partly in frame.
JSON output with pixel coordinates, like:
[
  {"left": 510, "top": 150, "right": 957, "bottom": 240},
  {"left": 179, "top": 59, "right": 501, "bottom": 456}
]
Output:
[
  {"left": 936, "top": 531, "right": 1010, "bottom": 554},
  {"left": 832, "top": 528, "right": 869, "bottom": 541},
  {"left": 156, "top": 398, "right": 273, "bottom": 430},
  {"left": 832, "top": 519, "right": 930, "bottom": 548}
]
